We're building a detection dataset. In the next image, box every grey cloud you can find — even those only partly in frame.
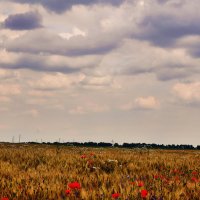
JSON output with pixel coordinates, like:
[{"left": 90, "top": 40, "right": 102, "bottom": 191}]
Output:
[
  {"left": 187, "top": 46, "right": 200, "bottom": 58},
  {"left": 4, "top": 29, "right": 118, "bottom": 56},
  {"left": 2, "top": 12, "right": 42, "bottom": 30},
  {"left": 1, "top": 59, "right": 80, "bottom": 73},
  {"left": 177, "top": 36, "right": 200, "bottom": 58},
  {"left": 17, "top": 57, "right": 80, "bottom": 73},
  {"left": 90, "top": 37, "right": 193, "bottom": 80},
  {"left": 4, "top": 0, "right": 123, "bottom": 13},
  {"left": 0, "top": 57, "right": 78, "bottom": 73},
  {"left": 0, "top": 53, "right": 100, "bottom": 73},
  {"left": 155, "top": 67, "right": 189, "bottom": 81},
  {"left": 114, "top": 65, "right": 189, "bottom": 82},
  {"left": 121, "top": 67, "right": 154, "bottom": 76},
  {"left": 157, "top": 0, "right": 186, "bottom": 7},
  {"left": 122, "top": 62, "right": 194, "bottom": 82},
  {"left": 41, "top": 0, "right": 123, "bottom": 13},
  {"left": 157, "top": 0, "right": 170, "bottom": 4},
  {"left": 135, "top": 14, "right": 200, "bottom": 47},
  {"left": 5, "top": 30, "right": 65, "bottom": 55}
]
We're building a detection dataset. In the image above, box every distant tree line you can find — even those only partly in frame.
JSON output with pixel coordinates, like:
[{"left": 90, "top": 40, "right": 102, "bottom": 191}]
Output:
[{"left": 26, "top": 141, "right": 200, "bottom": 150}]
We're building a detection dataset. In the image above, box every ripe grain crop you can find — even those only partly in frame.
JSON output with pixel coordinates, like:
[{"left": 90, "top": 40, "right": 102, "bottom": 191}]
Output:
[{"left": 0, "top": 144, "right": 200, "bottom": 199}]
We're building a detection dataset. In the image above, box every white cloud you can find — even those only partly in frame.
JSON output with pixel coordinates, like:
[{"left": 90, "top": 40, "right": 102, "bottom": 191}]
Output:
[
  {"left": 0, "top": 84, "right": 21, "bottom": 95},
  {"left": 120, "top": 96, "right": 160, "bottom": 110},
  {"left": 0, "top": 68, "right": 20, "bottom": 79},
  {"left": 135, "top": 96, "right": 160, "bottom": 109},
  {"left": 0, "top": 50, "right": 19, "bottom": 65},
  {"left": 69, "top": 103, "right": 109, "bottom": 115},
  {"left": 80, "top": 75, "right": 120, "bottom": 89},
  {"left": 173, "top": 82, "right": 200, "bottom": 102},
  {"left": 29, "top": 73, "right": 84, "bottom": 90},
  {"left": 59, "top": 27, "right": 86, "bottom": 40},
  {"left": 84, "top": 76, "right": 111, "bottom": 85}
]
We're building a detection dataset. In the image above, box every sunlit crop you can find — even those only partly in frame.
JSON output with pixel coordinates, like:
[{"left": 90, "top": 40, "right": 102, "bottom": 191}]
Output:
[{"left": 0, "top": 144, "right": 200, "bottom": 199}]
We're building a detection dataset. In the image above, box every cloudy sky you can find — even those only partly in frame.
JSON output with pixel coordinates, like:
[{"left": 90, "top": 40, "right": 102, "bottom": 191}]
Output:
[{"left": 0, "top": 0, "right": 200, "bottom": 145}]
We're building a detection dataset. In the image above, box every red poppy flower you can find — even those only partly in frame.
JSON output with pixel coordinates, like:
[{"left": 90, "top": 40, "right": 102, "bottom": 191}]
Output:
[
  {"left": 130, "top": 181, "right": 135, "bottom": 185},
  {"left": 175, "top": 176, "right": 179, "bottom": 181},
  {"left": 68, "top": 182, "right": 81, "bottom": 189},
  {"left": 81, "top": 154, "right": 86, "bottom": 159},
  {"left": 137, "top": 180, "right": 144, "bottom": 187},
  {"left": 179, "top": 171, "right": 184, "bottom": 175},
  {"left": 65, "top": 189, "right": 71, "bottom": 195},
  {"left": 191, "top": 177, "right": 198, "bottom": 183},
  {"left": 159, "top": 175, "right": 166, "bottom": 180},
  {"left": 141, "top": 190, "right": 148, "bottom": 198},
  {"left": 112, "top": 193, "right": 120, "bottom": 199},
  {"left": 87, "top": 160, "right": 93, "bottom": 164},
  {"left": 154, "top": 175, "right": 159, "bottom": 179},
  {"left": 192, "top": 171, "right": 198, "bottom": 175},
  {"left": 173, "top": 169, "right": 179, "bottom": 174}
]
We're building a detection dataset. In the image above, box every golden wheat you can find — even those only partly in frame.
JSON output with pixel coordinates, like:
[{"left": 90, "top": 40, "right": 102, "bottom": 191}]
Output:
[{"left": 0, "top": 144, "right": 200, "bottom": 199}]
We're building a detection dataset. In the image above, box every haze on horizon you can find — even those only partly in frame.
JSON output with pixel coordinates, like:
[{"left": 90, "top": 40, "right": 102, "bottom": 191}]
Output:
[{"left": 0, "top": 0, "right": 200, "bottom": 145}]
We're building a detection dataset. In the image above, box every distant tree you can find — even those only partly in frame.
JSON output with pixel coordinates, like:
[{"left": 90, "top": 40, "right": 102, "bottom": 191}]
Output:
[
  {"left": 114, "top": 143, "right": 119, "bottom": 147},
  {"left": 98, "top": 142, "right": 112, "bottom": 147},
  {"left": 84, "top": 142, "right": 98, "bottom": 147}
]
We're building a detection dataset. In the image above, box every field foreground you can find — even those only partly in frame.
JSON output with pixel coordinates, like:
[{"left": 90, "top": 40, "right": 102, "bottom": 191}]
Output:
[{"left": 0, "top": 144, "right": 200, "bottom": 199}]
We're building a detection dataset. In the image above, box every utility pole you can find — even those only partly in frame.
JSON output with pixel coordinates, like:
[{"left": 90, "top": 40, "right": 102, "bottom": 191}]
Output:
[
  {"left": 12, "top": 136, "right": 15, "bottom": 143},
  {"left": 19, "top": 134, "right": 21, "bottom": 143}
]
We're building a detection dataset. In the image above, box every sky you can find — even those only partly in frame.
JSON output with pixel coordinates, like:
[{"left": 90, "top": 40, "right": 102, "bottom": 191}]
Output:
[{"left": 0, "top": 0, "right": 200, "bottom": 145}]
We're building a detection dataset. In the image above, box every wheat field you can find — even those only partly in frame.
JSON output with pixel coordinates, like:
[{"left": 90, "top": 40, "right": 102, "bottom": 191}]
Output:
[{"left": 0, "top": 144, "right": 200, "bottom": 199}]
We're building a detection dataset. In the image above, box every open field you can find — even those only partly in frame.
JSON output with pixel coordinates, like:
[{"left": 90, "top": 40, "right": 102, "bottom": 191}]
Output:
[{"left": 0, "top": 144, "right": 200, "bottom": 199}]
